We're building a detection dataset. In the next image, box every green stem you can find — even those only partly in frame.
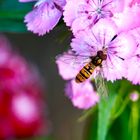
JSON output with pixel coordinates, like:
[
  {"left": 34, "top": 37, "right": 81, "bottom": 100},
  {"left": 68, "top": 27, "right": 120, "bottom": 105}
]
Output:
[
  {"left": 112, "top": 96, "right": 129, "bottom": 120},
  {"left": 131, "top": 102, "right": 139, "bottom": 140},
  {"left": 78, "top": 107, "right": 97, "bottom": 122}
]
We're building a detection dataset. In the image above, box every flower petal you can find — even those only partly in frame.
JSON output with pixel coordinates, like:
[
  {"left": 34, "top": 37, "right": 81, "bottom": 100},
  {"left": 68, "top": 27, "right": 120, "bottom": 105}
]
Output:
[
  {"left": 113, "top": 4, "right": 140, "bottom": 32},
  {"left": 125, "top": 55, "right": 140, "bottom": 84},
  {"left": 124, "top": 43, "right": 140, "bottom": 84},
  {"left": 102, "top": 55, "right": 126, "bottom": 81},
  {"left": 91, "top": 19, "right": 118, "bottom": 47},
  {"left": 54, "top": 0, "right": 66, "bottom": 7},
  {"left": 63, "top": 0, "right": 117, "bottom": 34},
  {"left": 63, "top": 0, "right": 83, "bottom": 27},
  {"left": 56, "top": 50, "right": 86, "bottom": 80},
  {"left": 71, "top": 19, "right": 118, "bottom": 55},
  {"left": 103, "top": 31, "right": 137, "bottom": 81},
  {"left": 25, "top": 1, "right": 62, "bottom": 35},
  {"left": 65, "top": 80, "right": 99, "bottom": 109},
  {"left": 19, "top": 0, "right": 37, "bottom": 2},
  {"left": 110, "top": 32, "right": 137, "bottom": 59}
]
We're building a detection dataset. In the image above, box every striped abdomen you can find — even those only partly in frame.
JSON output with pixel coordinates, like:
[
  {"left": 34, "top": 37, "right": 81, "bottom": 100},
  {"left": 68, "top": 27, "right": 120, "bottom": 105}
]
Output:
[{"left": 75, "top": 62, "right": 95, "bottom": 83}]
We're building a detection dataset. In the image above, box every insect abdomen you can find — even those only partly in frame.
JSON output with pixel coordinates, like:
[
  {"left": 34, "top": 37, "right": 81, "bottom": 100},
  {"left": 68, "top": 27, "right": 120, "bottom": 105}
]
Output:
[{"left": 75, "top": 62, "right": 95, "bottom": 83}]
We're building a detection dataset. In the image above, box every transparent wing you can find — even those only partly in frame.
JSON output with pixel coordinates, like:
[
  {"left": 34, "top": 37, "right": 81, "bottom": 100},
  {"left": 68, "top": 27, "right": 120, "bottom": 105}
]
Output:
[
  {"left": 94, "top": 68, "right": 108, "bottom": 98},
  {"left": 56, "top": 50, "right": 91, "bottom": 70}
]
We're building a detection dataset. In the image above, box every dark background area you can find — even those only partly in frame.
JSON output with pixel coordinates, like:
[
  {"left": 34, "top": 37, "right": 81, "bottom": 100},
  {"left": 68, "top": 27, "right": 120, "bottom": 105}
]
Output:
[{"left": 4, "top": 26, "right": 85, "bottom": 140}]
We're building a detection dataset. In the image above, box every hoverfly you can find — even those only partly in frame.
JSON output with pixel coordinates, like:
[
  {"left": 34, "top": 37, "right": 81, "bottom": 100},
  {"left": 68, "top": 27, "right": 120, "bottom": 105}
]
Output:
[
  {"left": 56, "top": 34, "right": 119, "bottom": 97},
  {"left": 74, "top": 50, "right": 108, "bottom": 97},
  {"left": 75, "top": 34, "right": 118, "bottom": 83},
  {"left": 56, "top": 49, "right": 108, "bottom": 96},
  {"left": 75, "top": 50, "right": 107, "bottom": 83}
]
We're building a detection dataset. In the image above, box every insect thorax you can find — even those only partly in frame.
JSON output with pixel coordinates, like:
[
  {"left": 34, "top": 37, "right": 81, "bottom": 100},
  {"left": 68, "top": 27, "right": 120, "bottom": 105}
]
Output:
[
  {"left": 91, "top": 51, "right": 107, "bottom": 66},
  {"left": 91, "top": 56, "right": 102, "bottom": 66}
]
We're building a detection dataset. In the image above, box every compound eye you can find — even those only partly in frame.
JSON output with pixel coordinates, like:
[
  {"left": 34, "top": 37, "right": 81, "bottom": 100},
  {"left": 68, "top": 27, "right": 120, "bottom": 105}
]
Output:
[
  {"left": 97, "top": 51, "right": 107, "bottom": 60},
  {"left": 102, "top": 54, "right": 107, "bottom": 60},
  {"left": 97, "top": 51, "right": 103, "bottom": 56}
]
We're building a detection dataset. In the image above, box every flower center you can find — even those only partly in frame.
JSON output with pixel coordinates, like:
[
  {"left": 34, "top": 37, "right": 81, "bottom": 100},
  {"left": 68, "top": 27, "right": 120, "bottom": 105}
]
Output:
[
  {"left": 96, "top": 8, "right": 102, "bottom": 14},
  {"left": 78, "top": 1, "right": 113, "bottom": 25}
]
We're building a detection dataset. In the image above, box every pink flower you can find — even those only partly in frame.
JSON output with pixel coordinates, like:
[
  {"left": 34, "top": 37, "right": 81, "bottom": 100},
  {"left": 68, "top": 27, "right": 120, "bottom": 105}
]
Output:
[
  {"left": 65, "top": 80, "right": 99, "bottom": 109},
  {"left": 21, "top": 0, "right": 66, "bottom": 35},
  {"left": 57, "top": 19, "right": 136, "bottom": 82},
  {"left": 112, "top": 4, "right": 140, "bottom": 32},
  {"left": 63, "top": 0, "right": 124, "bottom": 34},
  {"left": 123, "top": 41, "right": 140, "bottom": 84},
  {"left": 124, "top": 0, "right": 140, "bottom": 7},
  {"left": 56, "top": 19, "right": 138, "bottom": 109},
  {"left": 71, "top": 19, "right": 136, "bottom": 81},
  {"left": 124, "top": 28, "right": 140, "bottom": 84},
  {"left": 56, "top": 51, "right": 99, "bottom": 109}
]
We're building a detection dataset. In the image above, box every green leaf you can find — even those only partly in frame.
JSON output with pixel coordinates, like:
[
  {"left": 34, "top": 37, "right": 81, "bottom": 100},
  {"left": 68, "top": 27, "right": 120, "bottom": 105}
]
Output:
[
  {"left": 97, "top": 81, "right": 121, "bottom": 140},
  {"left": 0, "top": 0, "right": 33, "bottom": 17},
  {"left": 107, "top": 109, "right": 131, "bottom": 140},
  {"left": 0, "top": 0, "right": 34, "bottom": 32},
  {"left": 0, "top": 19, "right": 27, "bottom": 32},
  {"left": 78, "top": 106, "right": 97, "bottom": 122},
  {"left": 97, "top": 94, "right": 117, "bottom": 140},
  {"left": 130, "top": 102, "right": 139, "bottom": 140}
]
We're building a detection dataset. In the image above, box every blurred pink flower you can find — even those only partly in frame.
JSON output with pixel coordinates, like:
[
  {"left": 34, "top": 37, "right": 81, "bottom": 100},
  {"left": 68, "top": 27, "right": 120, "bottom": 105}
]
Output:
[
  {"left": 11, "top": 94, "right": 40, "bottom": 123},
  {"left": 9, "top": 94, "right": 46, "bottom": 137},
  {"left": 65, "top": 80, "right": 99, "bottom": 109},
  {"left": 20, "top": 0, "right": 66, "bottom": 35},
  {"left": 130, "top": 91, "right": 139, "bottom": 102},
  {"left": 0, "top": 35, "right": 48, "bottom": 138}
]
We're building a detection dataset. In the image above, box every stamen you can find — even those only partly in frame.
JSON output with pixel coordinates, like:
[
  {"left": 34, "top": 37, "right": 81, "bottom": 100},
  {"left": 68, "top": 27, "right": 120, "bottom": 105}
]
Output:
[
  {"left": 111, "top": 34, "right": 118, "bottom": 42},
  {"left": 136, "top": 54, "right": 140, "bottom": 58}
]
